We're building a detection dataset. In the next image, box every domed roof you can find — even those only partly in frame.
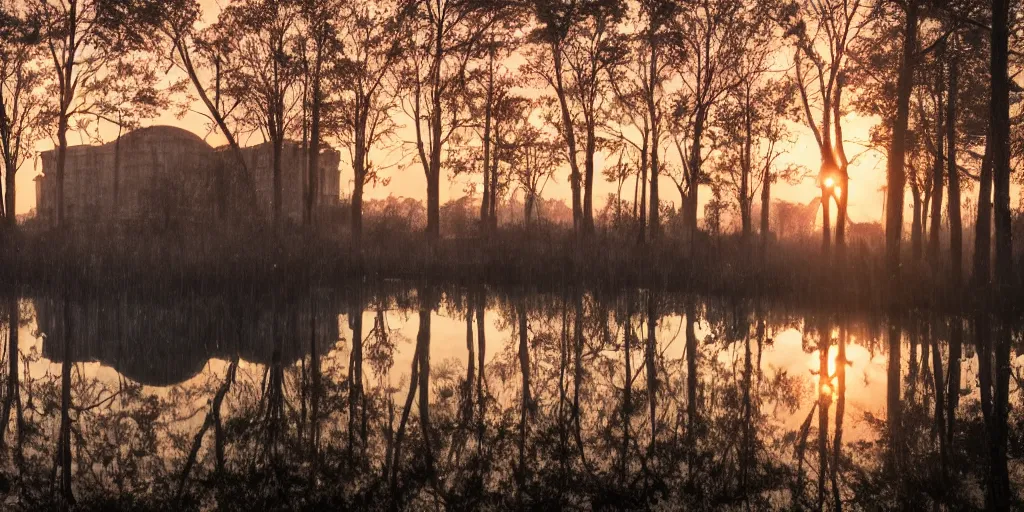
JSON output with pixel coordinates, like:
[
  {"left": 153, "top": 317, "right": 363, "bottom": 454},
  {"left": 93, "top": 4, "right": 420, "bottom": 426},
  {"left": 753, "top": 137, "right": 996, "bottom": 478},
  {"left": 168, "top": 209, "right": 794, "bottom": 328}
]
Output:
[{"left": 119, "top": 125, "right": 214, "bottom": 152}]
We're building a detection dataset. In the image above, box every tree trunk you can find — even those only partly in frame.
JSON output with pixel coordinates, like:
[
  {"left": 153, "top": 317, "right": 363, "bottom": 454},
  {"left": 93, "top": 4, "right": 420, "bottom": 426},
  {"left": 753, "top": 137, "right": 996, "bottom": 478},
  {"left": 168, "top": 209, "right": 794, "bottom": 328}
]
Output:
[
  {"left": 53, "top": 1, "right": 77, "bottom": 228},
  {"left": 647, "top": 44, "right": 660, "bottom": 241},
  {"left": 685, "top": 301, "right": 697, "bottom": 435},
  {"left": 426, "top": 165, "right": 440, "bottom": 241},
  {"left": 639, "top": 133, "right": 648, "bottom": 243},
  {"left": 946, "top": 50, "right": 962, "bottom": 290},
  {"left": 760, "top": 171, "right": 770, "bottom": 261},
  {"left": 946, "top": 319, "right": 961, "bottom": 449},
  {"left": 425, "top": 31, "right": 444, "bottom": 243},
  {"left": 972, "top": 134, "right": 993, "bottom": 290},
  {"left": 646, "top": 292, "right": 657, "bottom": 448},
  {"left": 489, "top": 135, "right": 498, "bottom": 229},
  {"left": 306, "top": 70, "right": 322, "bottom": 227},
  {"left": 686, "top": 108, "right": 706, "bottom": 244},
  {"left": 524, "top": 192, "right": 535, "bottom": 230},
  {"left": 583, "top": 122, "right": 596, "bottom": 235},
  {"left": 518, "top": 299, "right": 531, "bottom": 416},
  {"left": 884, "top": 0, "right": 918, "bottom": 292},
  {"left": 821, "top": 186, "right": 832, "bottom": 257},
  {"left": 911, "top": 184, "right": 922, "bottom": 261},
  {"left": 517, "top": 297, "right": 530, "bottom": 497},
  {"left": 0, "top": 298, "right": 20, "bottom": 455},
  {"left": 55, "top": 113, "right": 69, "bottom": 226},
  {"left": 475, "top": 288, "right": 486, "bottom": 443},
  {"left": 989, "top": 321, "right": 1011, "bottom": 510},
  {"left": 929, "top": 317, "right": 947, "bottom": 473},
  {"left": 58, "top": 299, "right": 75, "bottom": 507},
  {"left": 481, "top": 48, "right": 494, "bottom": 232},
  {"left": 621, "top": 301, "right": 632, "bottom": 478},
  {"left": 886, "top": 317, "right": 903, "bottom": 475},
  {"left": 417, "top": 289, "right": 435, "bottom": 476},
  {"left": 272, "top": 136, "right": 283, "bottom": 227},
  {"left": 348, "top": 295, "right": 364, "bottom": 454},
  {"left": 817, "top": 321, "right": 830, "bottom": 510},
  {"left": 928, "top": 65, "right": 944, "bottom": 272},
  {"left": 741, "top": 88, "right": 753, "bottom": 242},
  {"left": 4, "top": 159, "right": 15, "bottom": 229},
  {"left": 551, "top": 46, "right": 583, "bottom": 233},
  {"left": 832, "top": 324, "right": 847, "bottom": 510},
  {"left": 834, "top": 77, "right": 849, "bottom": 256},
  {"left": 351, "top": 147, "right": 365, "bottom": 257},
  {"left": 113, "top": 129, "right": 122, "bottom": 220},
  {"left": 991, "top": 0, "right": 1013, "bottom": 292}
]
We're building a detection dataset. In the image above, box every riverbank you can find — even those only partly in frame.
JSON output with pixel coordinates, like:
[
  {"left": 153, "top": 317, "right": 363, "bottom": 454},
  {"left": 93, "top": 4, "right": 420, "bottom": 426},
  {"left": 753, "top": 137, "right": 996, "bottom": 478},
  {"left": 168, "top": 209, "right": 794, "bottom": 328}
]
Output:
[{"left": 0, "top": 223, "right": 1016, "bottom": 314}]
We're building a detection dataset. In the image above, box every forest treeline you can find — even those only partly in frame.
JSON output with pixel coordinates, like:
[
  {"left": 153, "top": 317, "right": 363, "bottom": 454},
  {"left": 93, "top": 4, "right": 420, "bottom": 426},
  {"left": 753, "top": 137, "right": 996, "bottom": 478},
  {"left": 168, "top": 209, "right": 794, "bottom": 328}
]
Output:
[{"left": 0, "top": 0, "right": 1021, "bottom": 299}]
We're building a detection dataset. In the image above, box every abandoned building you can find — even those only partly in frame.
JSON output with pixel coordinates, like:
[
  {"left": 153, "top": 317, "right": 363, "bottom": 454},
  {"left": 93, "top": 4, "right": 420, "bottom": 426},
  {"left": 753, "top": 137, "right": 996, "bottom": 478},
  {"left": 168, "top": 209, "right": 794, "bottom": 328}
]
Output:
[{"left": 35, "top": 126, "right": 341, "bottom": 225}]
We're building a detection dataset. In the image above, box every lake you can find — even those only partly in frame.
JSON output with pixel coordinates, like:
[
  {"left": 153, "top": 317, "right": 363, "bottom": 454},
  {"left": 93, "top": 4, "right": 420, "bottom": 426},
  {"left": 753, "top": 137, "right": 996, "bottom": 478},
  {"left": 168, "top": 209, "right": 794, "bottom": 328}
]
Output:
[{"left": 0, "top": 285, "right": 1019, "bottom": 510}]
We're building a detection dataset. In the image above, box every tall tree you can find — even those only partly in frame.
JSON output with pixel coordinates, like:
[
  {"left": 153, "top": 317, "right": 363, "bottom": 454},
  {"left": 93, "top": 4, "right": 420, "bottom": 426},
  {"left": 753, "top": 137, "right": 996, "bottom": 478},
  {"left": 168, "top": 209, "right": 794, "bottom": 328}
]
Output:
[
  {"left": 147, "top": 0, "right": 257, "bottom": 213},
  {"left": 990, "top": 0, "right": 1013, "bottom": 293},
  {"left": 529, "top": 0, "right": 626, "bottom": 237},
  {"left": 400, "top": 0, "right": 499, "bottom": 242},
  {"left": 510, "top": 124, "right": 561, "bottom": 227},
  {"left": 883, "top": 0, "right": 919, "bottom": 290},
  {"left": 636, "top": 0, "right": 677, "bottom": 241},
  {"left": 0, "top": 4, "right": 44, "bottom": 230},
  {"left": 779, "top": 0, "right": 869, "bottom": 258},
  {"left": 294, "top": 0, "right": 340, "bottom": 226},
  {"left": 921, "top": 41, "right": 945, "bottom": 271},
  {"left": 461, "top": 58, "right": 528, "bottom": 232},
  {"left": 714, "top": 46, "right": 792, "bottom": 246},
  {"left": 469, "top": 5, "right": 525, "bottom": 234},
  {"left": 216, "top": 0, "right": 302, "bottom": 227},
  {"left": 671, "top": 0, "right": 754, "bottom": 246},
  {"left": 333, "top": 0, "right": 401, "bottom": 255},
  {"left": 35, "top": 0, "right": 150, "bottom": 226},
  {"left": 945, "top": 36, "right": 962, "bottom": 289}
]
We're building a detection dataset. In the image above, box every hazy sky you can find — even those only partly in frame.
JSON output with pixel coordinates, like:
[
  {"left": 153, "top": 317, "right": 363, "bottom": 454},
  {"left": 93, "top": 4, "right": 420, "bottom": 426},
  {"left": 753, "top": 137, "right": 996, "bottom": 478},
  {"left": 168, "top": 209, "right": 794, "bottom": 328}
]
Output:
[{"left": 14, "top": 0, "right": 892, "bottom": 228}]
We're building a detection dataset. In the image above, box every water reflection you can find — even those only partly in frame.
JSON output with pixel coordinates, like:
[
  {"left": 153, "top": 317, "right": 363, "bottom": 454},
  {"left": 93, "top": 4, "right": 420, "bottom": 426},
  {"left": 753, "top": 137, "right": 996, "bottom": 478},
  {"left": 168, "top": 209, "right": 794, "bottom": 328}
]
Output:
[{"left": 0, "top": 288, "right": 1020, "bottom": 510}]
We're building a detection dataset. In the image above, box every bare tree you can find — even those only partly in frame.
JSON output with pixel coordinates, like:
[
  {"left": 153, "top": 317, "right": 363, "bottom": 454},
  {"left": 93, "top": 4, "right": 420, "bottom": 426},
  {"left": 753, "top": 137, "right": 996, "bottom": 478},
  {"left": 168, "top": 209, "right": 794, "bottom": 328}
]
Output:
[
  {"left": 510, "top": 124, "right": 562, "bottom": 227},
  {"left": 331, "top": 0, "right": 402, "bottom": 255},
  {"left": 400, "top": 0, "right": 500, "bottom": 242},
  {"left": 216, "top": 0, "right": 303, "bottom": 227},
  {"left": 1, "top": 4, "right": 44, "bottom": 230},
  {"left": 670, "top": 0, "right": 754, "bottom": 246},
  {"left": 778, "top": 0, "right": 869, "bottom": 258},
  {"left": 294, "top": 0, "right": 341, "bottom": 226},
  {"left": 147, "top": 0, "right": 258, "bottom": 214},
  {"left": 883, "top": 0, "right": 918, "bottom": 292},
  {"left": 528, "top": 0, "right": 627, "bottom": 237},
  {"left": 35, "top": 0, "right": 149, "bottom": 226}
]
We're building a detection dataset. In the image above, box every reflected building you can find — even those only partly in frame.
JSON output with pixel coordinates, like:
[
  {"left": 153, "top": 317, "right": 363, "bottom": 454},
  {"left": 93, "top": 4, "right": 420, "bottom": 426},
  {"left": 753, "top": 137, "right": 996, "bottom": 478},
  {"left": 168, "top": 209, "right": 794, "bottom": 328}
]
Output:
[
  {"left": 35, "top": 126, "right": 342, "bottom": 225},
  {"left": 35, "top": 295, "right": 342, "bottom": 386}
]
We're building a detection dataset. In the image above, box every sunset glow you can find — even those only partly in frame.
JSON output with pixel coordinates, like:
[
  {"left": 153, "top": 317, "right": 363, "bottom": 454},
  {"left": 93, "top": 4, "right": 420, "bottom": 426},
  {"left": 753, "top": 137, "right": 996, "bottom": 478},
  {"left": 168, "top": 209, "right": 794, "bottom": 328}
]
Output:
[{"left": 0, "top": 0, "right": 1020, "bottom": 507}]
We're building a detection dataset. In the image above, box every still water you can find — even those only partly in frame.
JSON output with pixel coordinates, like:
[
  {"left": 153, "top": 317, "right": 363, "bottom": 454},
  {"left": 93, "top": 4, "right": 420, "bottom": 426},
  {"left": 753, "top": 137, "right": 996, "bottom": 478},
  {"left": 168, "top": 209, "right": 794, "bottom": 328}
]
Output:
[{"left": 0, "top": 286, "right": 1020, "bottom": 510}]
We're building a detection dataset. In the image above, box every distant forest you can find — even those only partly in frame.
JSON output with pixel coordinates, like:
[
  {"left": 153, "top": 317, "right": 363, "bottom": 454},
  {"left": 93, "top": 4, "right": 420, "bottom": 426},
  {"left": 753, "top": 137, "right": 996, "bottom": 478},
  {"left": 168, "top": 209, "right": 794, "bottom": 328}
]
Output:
[{"left": 0, "top": 0, "right": 1022, "bottom": 301}]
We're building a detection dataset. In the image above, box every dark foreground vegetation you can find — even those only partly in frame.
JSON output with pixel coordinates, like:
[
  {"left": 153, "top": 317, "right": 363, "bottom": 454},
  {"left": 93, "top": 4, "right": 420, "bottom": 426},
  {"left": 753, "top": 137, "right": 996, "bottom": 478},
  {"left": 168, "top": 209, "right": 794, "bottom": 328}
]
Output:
[{"left": 2, "top": 209, "right": 1022, "bottom": 314}]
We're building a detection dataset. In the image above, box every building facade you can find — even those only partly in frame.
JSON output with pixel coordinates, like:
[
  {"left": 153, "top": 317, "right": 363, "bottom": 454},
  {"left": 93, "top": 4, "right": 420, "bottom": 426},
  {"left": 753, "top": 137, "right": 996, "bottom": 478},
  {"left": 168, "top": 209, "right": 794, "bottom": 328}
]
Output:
[{"left": 36, "top": 126, "right": 341, "bottom": 225}]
